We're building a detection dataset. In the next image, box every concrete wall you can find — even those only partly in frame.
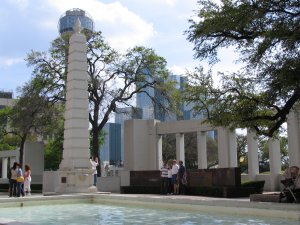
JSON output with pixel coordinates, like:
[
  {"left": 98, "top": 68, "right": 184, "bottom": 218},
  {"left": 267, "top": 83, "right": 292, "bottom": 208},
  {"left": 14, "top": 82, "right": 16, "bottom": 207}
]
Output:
[
  {"left": 0, "top": 141, "right": 44, "bottom": 184},
  {"left": 24, "top": 142, "right": 45, "bottom": 184},
  {"left": 124, "top": 120, "right": 159, "bottom": 171},
  {"left": 43, "top": 171, "right": 59, "bottom": 193},
  {"left": 98, "top": 176, "right": 120, "bottom": 193}
]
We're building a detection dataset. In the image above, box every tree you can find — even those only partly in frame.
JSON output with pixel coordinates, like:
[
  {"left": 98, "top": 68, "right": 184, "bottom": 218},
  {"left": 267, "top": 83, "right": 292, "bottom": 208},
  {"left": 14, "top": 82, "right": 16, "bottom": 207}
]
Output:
[
  {"left": 206, "top": 136, "right": 218, "bottom": 168},
  {"left": 258, "top": 135, "right": 289, "bottom": 172},
  {"left": 1, "top": 78, "right": 61, "bottom": 165},
  {"left": 237, "top": 134, "right": 248, "bottom": 173},
  {"left": 44, "top": 127, "right": 63, "bottom": 171},
  {"left": 27, "top": 31, "right": 175, "bottom": 161},
  {"left": 185, "top": 0, "right": 300, "bottom": 137},
  {"left": 162, "top": 134, "right": 176, "bottom": 161},
  {"left": 0, "top": 107, "right": 20, "bottom": 150}
]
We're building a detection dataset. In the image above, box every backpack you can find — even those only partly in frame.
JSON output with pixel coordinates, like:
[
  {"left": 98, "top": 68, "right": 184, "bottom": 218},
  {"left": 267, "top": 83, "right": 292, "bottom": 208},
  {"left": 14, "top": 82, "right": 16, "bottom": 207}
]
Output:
[{"left": 7, "top": 168, "right": 12, "bottom": 179}]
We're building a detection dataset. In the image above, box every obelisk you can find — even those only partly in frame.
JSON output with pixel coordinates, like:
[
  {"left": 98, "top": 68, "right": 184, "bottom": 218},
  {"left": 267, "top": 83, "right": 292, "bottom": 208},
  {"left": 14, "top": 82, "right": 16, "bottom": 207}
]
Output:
[{"left": 56, "top": 19, "right": 96, "bottom": 193}]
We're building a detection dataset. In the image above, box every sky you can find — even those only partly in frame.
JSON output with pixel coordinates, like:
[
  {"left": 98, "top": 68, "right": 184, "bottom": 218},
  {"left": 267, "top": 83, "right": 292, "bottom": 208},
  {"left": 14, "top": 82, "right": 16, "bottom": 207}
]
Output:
[{"left": 0, "top": 0, "right": 240, "bottom": 96}]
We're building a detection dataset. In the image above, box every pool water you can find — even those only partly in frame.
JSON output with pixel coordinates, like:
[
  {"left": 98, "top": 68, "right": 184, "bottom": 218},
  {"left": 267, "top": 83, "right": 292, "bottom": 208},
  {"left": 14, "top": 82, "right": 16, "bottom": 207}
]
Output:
[{"left": 0, "top": 203, "right": 297, "bottom": 225}]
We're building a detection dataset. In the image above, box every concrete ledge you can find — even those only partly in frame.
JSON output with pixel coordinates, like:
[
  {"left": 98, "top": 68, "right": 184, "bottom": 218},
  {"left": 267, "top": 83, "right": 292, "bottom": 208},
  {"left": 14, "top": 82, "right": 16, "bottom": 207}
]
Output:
[
  {"left": 93, "top": 194, "right": 300, "bottom": 221},
  {"left": 250, "top": 193, "right": 280, "bottom": 203},
  {"left": 0, "top": 193, "right": 299, "bottom": 221},
  {"left": 0, "top": 218, "right": 35, "bottom": 225}
]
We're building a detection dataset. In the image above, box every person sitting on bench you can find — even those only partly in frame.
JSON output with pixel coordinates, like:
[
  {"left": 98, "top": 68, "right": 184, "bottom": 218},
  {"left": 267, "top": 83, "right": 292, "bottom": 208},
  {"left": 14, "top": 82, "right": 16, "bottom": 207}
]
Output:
[{"left": 279, "top": 166, "right": 300, "bottom": 203}]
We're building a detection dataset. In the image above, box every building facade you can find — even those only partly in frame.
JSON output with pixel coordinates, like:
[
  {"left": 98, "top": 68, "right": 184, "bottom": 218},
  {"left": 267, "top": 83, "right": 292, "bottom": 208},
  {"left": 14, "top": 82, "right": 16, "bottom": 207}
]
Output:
[
  {"left": 0, "top": 91, "right": 13, "bottom": 109},
  {"left": 99, "top": 123, "right": 122, "bottom": 165}
]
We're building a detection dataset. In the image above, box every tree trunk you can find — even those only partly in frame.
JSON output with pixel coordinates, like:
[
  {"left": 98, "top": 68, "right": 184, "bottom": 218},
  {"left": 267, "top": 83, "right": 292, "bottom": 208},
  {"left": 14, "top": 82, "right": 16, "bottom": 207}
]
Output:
[
  {"left": 92, "top": 127, "right": 100, "bottom": 159},
  {"left": 19, "top": 135, "right": 27, "bottom": 166},
  {"left": 92, "top": 126, "right": 101, "bottom": 177}
]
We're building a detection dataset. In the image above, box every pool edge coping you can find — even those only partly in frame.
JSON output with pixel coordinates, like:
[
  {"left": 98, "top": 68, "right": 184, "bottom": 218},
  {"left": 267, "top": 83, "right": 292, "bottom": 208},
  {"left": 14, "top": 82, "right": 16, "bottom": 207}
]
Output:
[{"left": 0, "top": 193, "right": 299, "bottom": 221}]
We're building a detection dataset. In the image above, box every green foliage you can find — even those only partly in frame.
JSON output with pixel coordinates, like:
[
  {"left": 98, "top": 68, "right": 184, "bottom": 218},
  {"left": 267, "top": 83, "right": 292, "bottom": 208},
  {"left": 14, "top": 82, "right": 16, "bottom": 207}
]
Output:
[
  {"left": 162, "top": 134, "right": 176, "bottom": 162},
  {"left": 237, "top": 134, "right": 248, "bottom": 173},
  {"left": 162, "top": 133, "right": 218, "bottom": 169},
  {"left": 206, "top": 136, "right": 218, "bottom": 168},
  {"left": 0, "top": 135, "right": 20, "bottom": 151},
  {"left": 185, "top": 0, "right": 300, "bottom": 137},
  {"left": 241, "top": 180, "right": 265, "bottom": 194},
  {"left": 0, "top": 107, "right": 11, "bottom": 137},
  {"left": 258, "top": 135, "right": 289, "bottom": 172},
  {"left": 0, "top": 107, "right": 20, "bottom": 151},
  {"left": 44, "top": 129, "right": 64, "bottom": 171},
  {"left": 0, "top": 77, "right": 64, "bottom": 164},
  {"left": 242, "top": 180, "right": 265, "bottom": 188},
  {"left": 44, "top": 138, "right": 63, "bottom": 171}
]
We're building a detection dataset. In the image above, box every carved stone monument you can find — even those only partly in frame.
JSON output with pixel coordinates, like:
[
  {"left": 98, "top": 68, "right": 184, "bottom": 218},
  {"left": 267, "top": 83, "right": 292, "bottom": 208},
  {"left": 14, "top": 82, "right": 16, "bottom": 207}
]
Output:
[{"left": 56, "top": 19, "right": 96, "bottom": 193}]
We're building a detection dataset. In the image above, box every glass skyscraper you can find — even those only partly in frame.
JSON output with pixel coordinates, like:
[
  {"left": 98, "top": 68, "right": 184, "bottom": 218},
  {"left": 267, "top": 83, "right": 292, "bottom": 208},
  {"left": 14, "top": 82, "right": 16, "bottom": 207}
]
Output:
[
  {"left": 99, "top": 123, "right": 121, "bottom": 165},
  {"left": 58, "top": 9, "right": 94, "bottom": 35}
]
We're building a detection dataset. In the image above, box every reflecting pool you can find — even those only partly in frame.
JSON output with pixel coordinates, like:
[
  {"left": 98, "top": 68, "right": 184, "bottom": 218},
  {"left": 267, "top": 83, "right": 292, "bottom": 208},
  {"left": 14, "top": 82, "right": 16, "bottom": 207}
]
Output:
[{"left": 0, "top": 203, "right": 297, "bottom": 225}]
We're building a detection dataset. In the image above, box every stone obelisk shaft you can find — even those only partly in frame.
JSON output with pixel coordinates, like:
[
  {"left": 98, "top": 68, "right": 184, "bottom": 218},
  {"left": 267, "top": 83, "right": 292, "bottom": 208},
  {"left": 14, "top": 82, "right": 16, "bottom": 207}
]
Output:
[
  {"left": 56, "top": 19, "right": 96, "bottom": 193},
  {"left": 60, "top": 23, "right": 90, "bottom": 169}
]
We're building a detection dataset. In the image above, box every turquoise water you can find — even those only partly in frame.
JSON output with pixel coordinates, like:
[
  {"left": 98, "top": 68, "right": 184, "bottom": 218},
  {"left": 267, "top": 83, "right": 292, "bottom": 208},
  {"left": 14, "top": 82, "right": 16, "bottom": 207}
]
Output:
[{"left": 0, "top": 203, "right": 297, "bottom": 225}]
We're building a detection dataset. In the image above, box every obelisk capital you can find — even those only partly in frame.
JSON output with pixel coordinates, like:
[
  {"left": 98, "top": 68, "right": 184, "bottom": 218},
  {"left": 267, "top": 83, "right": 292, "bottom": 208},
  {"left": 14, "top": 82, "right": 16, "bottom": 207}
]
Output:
[{"left": 74, "top": 18, "right": 82, "bottom": 34}]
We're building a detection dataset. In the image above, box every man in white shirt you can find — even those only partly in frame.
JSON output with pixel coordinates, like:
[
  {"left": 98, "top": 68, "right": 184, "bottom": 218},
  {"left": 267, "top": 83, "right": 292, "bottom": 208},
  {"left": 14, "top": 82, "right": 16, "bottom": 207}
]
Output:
[
  {"left": 171, "top": 159, "right": 179, "bottom": 194},
  {"left": 160, "top": 160, "right": 169, "bottom": 194},
  {"left": 90, "top": 157, "right": 98, "bottom": 186}
]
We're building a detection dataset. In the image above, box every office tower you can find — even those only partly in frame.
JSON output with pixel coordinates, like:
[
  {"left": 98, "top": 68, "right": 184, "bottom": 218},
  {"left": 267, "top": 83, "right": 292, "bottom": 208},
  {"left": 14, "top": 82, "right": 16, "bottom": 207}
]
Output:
[
  {"left": 136, "top": 70, "right": 166, "bottom": 121},
  {"left": 99, "top": 123, "right": 122, "bottom": 165},
  {"left": 58, "top": 8, "right": 94, "bottom": 35}
]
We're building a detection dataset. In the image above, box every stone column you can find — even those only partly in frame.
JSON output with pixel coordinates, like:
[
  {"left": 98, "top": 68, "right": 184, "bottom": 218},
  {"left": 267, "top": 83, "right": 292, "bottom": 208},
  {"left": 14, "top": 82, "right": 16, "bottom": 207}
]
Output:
[
  {"left": 2, "top": 157, "right": 8, "bottom": 178},
  {"left": 197, "top": 131, "right": 207, "bottom": 169},
  {"left": 247, "top": 129, "right": 259, "bottom": 180},
  {"left": 217, "top": 128, "right": 237, "bottom": 168},
  {"left": 56, "top": 19, "right": 96, "bottom": 193},
  {"left": 176, "top": 133, "right": 185, "bottom": 163},
  {"left": 156, "top": 135, "right": 163, "bottom": 169},
  {"left": 268, "top": 138, "right": 281, "bottom": 191},
  {"left": 287, "top": 110, "right": 300, "bottom": 167}
]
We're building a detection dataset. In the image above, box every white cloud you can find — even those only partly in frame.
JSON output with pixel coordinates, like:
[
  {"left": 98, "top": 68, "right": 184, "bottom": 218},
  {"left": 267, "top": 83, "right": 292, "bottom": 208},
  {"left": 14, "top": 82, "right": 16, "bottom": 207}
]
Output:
[
  {"left": 6, "top": 0, "right": 29, "bottom": 11},
  {"left": 45, "top": 0, "right": 155, "bottom": 52},
  {"left": 164, "top": 0, "right": 176, "bottom": 6},
  {"left": 37, "top": 19, "right": 57, "bottom": 31},
  {"left": 168, "top": 65, "right": 187, "bottom": 75},
  {"left": 0, "top": 57, "right": 23, "bottom": 67}
]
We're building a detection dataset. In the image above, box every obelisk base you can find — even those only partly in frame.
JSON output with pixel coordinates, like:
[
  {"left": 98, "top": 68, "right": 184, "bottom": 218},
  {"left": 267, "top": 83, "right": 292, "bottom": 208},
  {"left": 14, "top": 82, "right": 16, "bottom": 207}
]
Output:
[{"left": 55, "top": 168, "right": 97, "bottom": 193}]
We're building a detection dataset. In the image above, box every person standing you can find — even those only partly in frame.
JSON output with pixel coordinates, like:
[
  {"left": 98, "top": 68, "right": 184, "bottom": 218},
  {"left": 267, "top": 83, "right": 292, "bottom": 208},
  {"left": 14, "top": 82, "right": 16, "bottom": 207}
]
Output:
[
  {"left": 9, "top": 162, "right": 17, "bottom": 197},
  {"left": 171, "top": 160, "right": 179, "bottom": 195},
  {"left": 24, "top": 164, "right": 32, "bottom": 196},
  {"left": 167, "top": 163, "right": 173, "bottom": 194},
  {"left": 16, "top": 163, "right": 24, "bottom": 197},
  {"left": 90, "top": 157, "right": 98, "bottom": 186},
  {"left": 178, "top": 160, "right": 186, "bottom": 195},
  {"left": 160, "top": 160, "right": 169, "bottom": 195}
]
